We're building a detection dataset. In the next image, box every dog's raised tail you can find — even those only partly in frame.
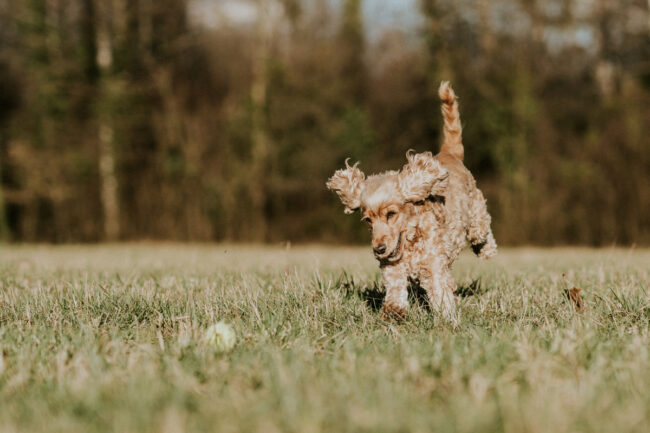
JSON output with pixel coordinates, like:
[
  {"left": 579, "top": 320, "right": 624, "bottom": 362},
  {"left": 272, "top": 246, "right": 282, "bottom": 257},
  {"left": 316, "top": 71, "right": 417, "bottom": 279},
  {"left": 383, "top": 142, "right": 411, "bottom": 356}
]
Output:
[{"left": 438, "top": 81, "right": 464, "bottom": 161}]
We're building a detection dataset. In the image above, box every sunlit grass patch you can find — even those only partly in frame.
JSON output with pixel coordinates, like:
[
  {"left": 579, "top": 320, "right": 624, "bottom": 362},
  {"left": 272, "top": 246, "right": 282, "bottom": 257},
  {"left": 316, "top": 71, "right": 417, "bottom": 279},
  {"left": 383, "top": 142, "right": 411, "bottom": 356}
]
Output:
[{"left": 0, "top": 245, "right": 649, "bottom": 433}]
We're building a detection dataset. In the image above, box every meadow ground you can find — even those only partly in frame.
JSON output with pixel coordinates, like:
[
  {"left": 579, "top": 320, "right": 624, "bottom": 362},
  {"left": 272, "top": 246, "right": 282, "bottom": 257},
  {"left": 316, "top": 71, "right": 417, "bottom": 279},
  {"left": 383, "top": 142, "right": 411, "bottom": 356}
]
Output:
[{"left": 0, "top": 245, "right": 649, "bottom": 433}]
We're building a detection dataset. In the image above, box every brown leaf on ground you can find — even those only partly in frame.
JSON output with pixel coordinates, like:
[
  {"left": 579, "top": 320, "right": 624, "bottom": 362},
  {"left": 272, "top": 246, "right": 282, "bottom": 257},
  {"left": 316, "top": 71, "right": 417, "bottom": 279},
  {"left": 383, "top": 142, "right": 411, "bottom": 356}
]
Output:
[{"left": 564, "top": 287, "right": 585, "bottom": 312}]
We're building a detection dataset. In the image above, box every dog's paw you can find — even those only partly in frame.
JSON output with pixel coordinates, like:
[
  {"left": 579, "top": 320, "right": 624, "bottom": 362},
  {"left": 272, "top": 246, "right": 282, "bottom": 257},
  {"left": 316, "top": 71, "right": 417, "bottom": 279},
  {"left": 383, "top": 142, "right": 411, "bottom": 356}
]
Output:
[{"left": 381, "top": 303, "right": 407, "bottom": 321}]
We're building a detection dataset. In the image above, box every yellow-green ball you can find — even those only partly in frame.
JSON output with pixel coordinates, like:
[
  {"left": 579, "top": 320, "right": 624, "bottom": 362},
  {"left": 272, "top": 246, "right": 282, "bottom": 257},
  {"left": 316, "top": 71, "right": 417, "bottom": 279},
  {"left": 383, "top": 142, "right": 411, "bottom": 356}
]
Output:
[{"left": 204, "top": 322, "right": 236, "bottom": 352}]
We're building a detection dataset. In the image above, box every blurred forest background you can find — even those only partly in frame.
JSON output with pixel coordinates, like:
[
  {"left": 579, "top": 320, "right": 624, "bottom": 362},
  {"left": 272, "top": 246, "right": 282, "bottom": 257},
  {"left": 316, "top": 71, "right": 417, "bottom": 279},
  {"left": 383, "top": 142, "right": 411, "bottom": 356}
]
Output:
[{"left": 0, "top": 0, "right": 648, "bottom": 245}]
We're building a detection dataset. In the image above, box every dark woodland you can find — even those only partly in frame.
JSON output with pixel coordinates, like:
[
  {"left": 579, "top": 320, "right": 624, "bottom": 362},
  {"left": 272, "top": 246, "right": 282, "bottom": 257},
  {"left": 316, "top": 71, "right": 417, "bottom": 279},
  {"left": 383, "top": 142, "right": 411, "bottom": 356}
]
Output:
[{"left": 0, "top": 0, "right": 648, "bottom": 245}]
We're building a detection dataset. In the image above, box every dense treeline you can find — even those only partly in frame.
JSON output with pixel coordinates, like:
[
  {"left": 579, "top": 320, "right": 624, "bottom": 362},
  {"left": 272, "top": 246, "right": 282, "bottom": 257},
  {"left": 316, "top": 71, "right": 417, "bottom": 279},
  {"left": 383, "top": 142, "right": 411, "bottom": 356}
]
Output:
[{"left": 0, "top": 0, "right": 648, "bottom": 245}]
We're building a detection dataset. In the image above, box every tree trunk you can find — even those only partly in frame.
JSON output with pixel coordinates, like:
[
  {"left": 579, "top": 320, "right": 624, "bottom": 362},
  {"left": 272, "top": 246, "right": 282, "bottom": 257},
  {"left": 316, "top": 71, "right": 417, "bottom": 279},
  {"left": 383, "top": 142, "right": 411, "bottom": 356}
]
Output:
[
  {"left": 249, "top": 0, "right": 273, "bottom": 242},
  {"left": 477, "top": 0, "right": 495, "bottom": 56},
  {"left": 99, "top": 124, "right": 120, "bottom": 240},
  {"left": 340, "top": 0, "right": 366, "bottom": 102},
  {"left": 95, "top": 0, "right": 121, "bottom": 241},
  {"left": 0, "top": 140, "right": 7, "bottom": 242}
]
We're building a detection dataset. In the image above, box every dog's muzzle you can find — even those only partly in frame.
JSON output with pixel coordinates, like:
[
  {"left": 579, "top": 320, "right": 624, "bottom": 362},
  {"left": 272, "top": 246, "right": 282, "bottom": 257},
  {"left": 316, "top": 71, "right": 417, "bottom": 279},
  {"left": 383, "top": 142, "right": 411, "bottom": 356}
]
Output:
[{"left": 375, "top": 233, "right": 403, "bottom": 262}]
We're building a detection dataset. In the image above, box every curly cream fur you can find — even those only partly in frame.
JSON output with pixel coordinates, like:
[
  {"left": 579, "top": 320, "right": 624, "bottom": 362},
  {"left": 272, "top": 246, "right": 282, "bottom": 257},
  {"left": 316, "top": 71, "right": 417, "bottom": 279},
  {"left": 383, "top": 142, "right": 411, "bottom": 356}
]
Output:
[
  {"left": 327, "top": 82, "right": 497, "bottom": 320},
  {"left": 398, "top": 151, "right": 449, "bottom": 200},
  {"left": 326, "top": 159, "right": 366, "bottom": 214}
]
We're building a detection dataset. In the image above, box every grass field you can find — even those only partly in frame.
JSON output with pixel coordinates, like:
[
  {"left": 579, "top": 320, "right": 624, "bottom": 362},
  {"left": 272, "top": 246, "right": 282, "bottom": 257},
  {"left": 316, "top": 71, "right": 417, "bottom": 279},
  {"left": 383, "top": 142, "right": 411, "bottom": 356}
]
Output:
[{"left": 0, "top": 245, "right": 649, "bottom": 433}]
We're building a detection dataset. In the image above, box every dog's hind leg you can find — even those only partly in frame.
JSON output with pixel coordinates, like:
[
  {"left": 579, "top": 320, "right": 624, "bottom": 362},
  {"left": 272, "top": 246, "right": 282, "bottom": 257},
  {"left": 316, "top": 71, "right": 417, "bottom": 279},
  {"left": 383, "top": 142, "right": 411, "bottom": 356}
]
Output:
[{"left": 468, "top": 189, "right": 497, "bottom": 259}]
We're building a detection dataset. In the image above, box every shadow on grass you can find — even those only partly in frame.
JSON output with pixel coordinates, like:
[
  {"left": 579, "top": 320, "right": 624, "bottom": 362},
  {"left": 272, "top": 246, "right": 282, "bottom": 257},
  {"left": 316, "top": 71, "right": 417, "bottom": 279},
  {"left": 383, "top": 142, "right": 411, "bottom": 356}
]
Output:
[
  {"left": 337, "top": 273, "right": 385, "bottom": 312},
  {"left": 454, "top": 279, "right": 487, "bottom": 298},
  {"left": 335, "top": 272, "right": 386, "bottom": 311},
  {"left": 338, "top": 273, "right": 489, "bottom": 312}
]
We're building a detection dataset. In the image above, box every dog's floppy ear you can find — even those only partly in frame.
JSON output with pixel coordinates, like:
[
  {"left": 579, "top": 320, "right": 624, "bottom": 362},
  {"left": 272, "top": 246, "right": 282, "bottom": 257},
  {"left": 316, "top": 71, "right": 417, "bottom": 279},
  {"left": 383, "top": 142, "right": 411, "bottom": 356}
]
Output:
[
  {"left": 326, "top": 159, "right": 366, "bottom": 214},
  {"left": 398, "top": 151, "right": 449, "bottom": 201}
]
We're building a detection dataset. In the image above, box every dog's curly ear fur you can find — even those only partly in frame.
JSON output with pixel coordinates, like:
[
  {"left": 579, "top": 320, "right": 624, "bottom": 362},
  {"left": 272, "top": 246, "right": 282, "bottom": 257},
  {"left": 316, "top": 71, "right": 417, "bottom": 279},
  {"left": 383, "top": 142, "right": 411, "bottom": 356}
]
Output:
[
  {"left": 326, "top": 159, "right": 366, "bottom": 214},
  {"left": 398, "top": 151, "right": 449, "bottom": 201}
]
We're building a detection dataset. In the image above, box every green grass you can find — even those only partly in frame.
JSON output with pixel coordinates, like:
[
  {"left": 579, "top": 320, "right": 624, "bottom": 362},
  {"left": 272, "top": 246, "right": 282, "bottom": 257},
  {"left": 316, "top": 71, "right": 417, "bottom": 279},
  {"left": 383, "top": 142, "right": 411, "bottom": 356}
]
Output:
[{"left": 0, "top": 245, "right": 649, "bottom": 433}]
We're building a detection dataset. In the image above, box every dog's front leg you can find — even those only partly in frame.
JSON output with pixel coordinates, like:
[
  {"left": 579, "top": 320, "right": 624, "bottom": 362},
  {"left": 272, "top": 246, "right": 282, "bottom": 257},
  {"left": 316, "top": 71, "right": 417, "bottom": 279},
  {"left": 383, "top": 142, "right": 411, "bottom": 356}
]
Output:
[
  {"left": 420, "top": 261, "right": 457, "bottom": 320},
  {"left": 380, "top": 263, "right": 409, "bottom": 320}
]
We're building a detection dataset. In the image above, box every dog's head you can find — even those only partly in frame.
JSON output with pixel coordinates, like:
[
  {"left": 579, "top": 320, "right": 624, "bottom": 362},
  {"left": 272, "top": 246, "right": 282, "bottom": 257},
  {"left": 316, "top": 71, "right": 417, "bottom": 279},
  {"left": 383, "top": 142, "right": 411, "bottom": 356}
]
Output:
[{"left": 327, "top": 151, "right": 449, "bottom": 262}]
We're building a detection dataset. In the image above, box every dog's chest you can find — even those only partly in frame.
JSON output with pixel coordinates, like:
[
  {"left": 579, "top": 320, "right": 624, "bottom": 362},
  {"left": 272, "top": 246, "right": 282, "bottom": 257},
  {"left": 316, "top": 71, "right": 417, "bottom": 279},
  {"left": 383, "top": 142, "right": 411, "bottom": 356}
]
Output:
[{"left": 403, "top": 236, "right": 445, "bottom": 278}]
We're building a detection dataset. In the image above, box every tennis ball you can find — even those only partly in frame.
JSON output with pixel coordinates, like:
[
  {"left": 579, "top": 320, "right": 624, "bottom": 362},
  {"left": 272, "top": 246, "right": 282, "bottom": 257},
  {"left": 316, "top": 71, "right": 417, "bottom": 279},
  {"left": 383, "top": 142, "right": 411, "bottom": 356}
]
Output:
[{"left": 203, "top": 321, "right": 236, "bottom": 353}]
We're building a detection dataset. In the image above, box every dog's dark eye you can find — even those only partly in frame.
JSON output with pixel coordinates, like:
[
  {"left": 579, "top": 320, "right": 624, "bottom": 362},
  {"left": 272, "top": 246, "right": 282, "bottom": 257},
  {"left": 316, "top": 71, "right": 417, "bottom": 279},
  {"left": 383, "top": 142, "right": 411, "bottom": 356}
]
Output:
[
  {"left": 362, "top": 217, "right": 371, "bottom": 225},
  {"left": 386, "top": 211, "right": 396, "bottom": 220}
]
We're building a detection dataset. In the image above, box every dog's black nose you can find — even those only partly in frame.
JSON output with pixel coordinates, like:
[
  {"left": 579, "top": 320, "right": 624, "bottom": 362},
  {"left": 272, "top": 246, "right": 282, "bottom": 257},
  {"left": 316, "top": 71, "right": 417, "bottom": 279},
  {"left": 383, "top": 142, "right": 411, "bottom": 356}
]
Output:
[{"left": 373, "top": 244, "right": 387, "bottom": 255}]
